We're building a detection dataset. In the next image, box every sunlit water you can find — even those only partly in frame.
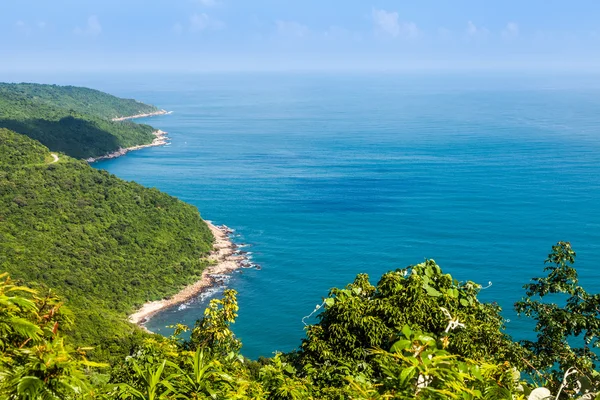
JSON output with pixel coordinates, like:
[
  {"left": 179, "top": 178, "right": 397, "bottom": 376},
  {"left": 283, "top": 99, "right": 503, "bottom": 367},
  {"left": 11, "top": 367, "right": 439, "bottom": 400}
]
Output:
[{"left": 82, "top": 72, "right": 600, "bottom": 359}]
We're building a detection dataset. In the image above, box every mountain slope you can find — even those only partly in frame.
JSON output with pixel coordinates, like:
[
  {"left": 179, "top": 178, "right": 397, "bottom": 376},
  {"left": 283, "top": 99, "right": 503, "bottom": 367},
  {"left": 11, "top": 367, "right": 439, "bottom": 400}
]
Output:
[
  {"left": 0, "top": 83, "right": 159, "bottom": 120},
  {"left": 0, "top": 83, "right": 160, "bottom": 159},
  {"left": 0, "top": 128, "right": 213, "bottom": 358}
]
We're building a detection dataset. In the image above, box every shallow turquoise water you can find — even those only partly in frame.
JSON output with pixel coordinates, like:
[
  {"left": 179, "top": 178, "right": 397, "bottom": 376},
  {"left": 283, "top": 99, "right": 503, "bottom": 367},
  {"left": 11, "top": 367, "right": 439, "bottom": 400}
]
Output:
[{"left": 91, "top": 73, "right": 600, "bottom": 359}]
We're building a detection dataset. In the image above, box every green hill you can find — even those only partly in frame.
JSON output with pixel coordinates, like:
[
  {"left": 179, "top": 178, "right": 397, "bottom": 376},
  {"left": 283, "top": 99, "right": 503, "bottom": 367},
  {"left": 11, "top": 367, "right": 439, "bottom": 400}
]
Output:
[
  {"left": 0, "top": 83, "right": 159, "bottom": 120},
  {"left": 0, "top": 128, "right": 213, "bottom": 359},
  {"left": 0, "top": 83, "right": 161, "bottom": 159}
]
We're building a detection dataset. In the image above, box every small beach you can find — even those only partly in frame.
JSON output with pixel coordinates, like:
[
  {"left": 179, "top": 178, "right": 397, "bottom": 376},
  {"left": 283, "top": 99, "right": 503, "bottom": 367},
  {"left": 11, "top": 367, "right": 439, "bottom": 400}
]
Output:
[
  {"left": 87, "top": 130, "right": 169, "bottom": 162},
  {"left": 112, "top": 109, "right": 171, "bottom": 121},
  {"left": 128, "top": 221, "right": 249, "bottom": 327}
]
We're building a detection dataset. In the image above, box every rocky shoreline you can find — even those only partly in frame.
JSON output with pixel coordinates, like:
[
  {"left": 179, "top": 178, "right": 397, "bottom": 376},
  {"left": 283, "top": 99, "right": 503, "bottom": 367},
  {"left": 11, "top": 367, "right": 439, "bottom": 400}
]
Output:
[
  {"left": 111, "top": 109, "right": 171, "bottom": 121},
  {"left": 128, "top": 221, "right": 260, "bottom": 328},
  {"left": 86, "top": 130, "right": 169, "bottom": 163}
]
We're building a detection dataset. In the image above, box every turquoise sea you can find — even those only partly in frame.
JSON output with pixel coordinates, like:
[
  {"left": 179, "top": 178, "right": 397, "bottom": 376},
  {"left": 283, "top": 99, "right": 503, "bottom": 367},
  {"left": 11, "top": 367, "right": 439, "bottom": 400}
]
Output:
[{"left": 82, "top": 72, "right": 600, "bottom": 359}]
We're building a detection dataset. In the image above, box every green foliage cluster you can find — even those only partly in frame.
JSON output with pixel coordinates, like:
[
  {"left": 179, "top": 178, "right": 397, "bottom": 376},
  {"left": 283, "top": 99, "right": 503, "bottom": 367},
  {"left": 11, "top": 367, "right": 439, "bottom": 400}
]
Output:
[
  {"left": 0, "top": 83, "right": 159, "bottom": 159},
  {"left": 0, "top": 129, "right": 213, "bottom": 360},
  {"left": 4, "top": 243, "right": 600, "bottom": 399},
  {"left": 0, "top": 128, "right": 49, "bottom": 166},
  {"left": 299, "top": 260, "right": 527, "bottom": 386},
  {"left": 0, "top": 273, "right": 101, "bottom": 399}
]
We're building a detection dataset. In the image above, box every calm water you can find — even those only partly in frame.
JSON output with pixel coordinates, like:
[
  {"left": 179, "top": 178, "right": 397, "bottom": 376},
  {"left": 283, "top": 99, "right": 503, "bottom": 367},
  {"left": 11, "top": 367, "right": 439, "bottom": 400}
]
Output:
[{"left": 88, "top": 73, "right": 600, "bottom": 359}]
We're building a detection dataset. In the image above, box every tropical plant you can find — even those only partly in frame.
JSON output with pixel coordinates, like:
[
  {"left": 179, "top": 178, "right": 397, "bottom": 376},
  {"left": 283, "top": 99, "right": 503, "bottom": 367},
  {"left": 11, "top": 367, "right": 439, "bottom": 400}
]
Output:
[
  {"left": 0, "top": 273, "right": 102, "bottom": 399},
  {"left": 300, "top": 260, "right": 528, "bottom": 390},
  {"left": 189, "top": 289, "right": 242, "bottom": 355},
  {"left": 516, "top": 241, "right": 600, "bottom": 397},
  {"left": 371, "top": 325, "right": 524, "bottom": 399}
]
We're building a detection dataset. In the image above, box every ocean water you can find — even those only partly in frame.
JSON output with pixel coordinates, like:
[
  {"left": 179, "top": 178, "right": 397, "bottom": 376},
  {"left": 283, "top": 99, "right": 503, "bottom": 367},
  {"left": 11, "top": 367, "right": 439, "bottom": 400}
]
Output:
[{"left": 88, "top": 73, "right": 600, "bottom": 360}]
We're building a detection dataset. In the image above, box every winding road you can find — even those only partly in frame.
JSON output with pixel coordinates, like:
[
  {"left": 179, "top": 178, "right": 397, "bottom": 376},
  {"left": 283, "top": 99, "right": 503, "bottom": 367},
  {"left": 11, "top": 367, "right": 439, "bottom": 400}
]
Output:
[{"left": 50, "top": 153, "right": 59, "bottom": 163}]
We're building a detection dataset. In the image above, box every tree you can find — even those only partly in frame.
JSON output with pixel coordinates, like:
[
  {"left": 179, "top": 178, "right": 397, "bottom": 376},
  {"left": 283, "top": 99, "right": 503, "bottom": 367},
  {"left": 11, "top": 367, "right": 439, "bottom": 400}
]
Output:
[
  {"left": 516, "top": 241, "right": 600, "bottom": 396},
  {"left": 189, "top": 289, "right": 241, "bottom": 355},
  {"left": 299, "top": 260, "right": 528, "bottom": 390}
]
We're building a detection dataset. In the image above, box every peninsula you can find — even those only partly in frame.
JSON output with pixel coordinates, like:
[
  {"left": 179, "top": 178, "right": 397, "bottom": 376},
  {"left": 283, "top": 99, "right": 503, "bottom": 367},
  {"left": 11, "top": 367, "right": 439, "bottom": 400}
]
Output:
[{"left": 0, "top": 83, "right": 163, "bottom": 159}]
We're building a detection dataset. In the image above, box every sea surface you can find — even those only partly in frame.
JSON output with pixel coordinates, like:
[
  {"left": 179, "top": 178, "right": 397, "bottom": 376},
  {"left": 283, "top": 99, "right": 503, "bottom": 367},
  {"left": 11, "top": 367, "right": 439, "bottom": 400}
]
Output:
[{"left": 73, "top": 72, "right": 600, "bottom": 359}]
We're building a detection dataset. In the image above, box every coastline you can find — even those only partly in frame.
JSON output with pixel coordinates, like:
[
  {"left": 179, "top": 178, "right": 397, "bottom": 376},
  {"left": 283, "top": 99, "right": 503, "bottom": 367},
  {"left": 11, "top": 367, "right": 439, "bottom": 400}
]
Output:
[
  {"left": 86, "top": 130, "right": 169, "bottom": 163},
  {"left": 128, "top": 221, "right": 253, "bottom": 327},
  {"left": 112, "top": 109, "right": 171, "bottom": 121}
]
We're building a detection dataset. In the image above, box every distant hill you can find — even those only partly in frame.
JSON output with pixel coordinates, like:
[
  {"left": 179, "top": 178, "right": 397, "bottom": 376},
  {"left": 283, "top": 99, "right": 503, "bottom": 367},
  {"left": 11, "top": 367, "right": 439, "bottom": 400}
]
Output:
[
  {"left": 0, "top": 83, "right": 161, "bottom": 159},
  {"left": 0, "top": 83, "right": 159, "bottom": 120},
  {"left": 0, "top": 128, "right": 213, "bottom": 359}
]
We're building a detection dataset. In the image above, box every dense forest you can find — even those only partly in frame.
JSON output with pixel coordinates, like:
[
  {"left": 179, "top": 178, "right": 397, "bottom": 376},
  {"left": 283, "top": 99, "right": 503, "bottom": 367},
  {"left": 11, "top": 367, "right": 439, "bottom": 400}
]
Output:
[
  {"left": 0, "top": 83, "right": 160, "bottom": 159},
  {"left": 0, "top": 128, "right": 213, "bottom": 360},
  {"left": 0, "top": 83, "right": 158, "bottom": 120}
]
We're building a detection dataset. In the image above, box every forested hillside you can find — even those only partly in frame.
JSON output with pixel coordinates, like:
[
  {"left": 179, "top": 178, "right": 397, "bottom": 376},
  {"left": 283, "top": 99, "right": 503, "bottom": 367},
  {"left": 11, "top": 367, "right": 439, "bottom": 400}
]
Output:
[
  {"left": 0, "top": 129, "right": 213, "bottom": 359},
  {"left": 0, "top": 83, "right": 159, "bottom": 159},
  {"left": 0, "top": 83, "right": 158, "bottom": 119}
]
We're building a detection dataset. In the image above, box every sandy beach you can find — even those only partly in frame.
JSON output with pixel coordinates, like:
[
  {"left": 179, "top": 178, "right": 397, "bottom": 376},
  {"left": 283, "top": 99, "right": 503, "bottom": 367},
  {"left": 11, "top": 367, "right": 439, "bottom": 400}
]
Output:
[
  {"left": 128, "top": 221, "right": 248, "bottom": 326},
  {"left": 86, "top": 130, "right": 169, "bottom": 163},
  {"left": 112, "top": 109, "right": 171, "bottom": 121}
]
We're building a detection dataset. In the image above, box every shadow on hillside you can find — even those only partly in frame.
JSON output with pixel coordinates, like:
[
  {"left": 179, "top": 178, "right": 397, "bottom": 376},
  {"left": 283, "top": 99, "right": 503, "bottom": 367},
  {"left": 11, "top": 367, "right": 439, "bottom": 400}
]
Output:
[{"left": 0, "top": 116, "right": 120, "bottom": 159}]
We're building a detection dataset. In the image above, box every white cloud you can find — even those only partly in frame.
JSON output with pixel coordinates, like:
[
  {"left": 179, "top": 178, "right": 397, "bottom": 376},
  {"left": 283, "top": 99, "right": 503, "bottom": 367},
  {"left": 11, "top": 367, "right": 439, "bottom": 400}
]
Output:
[
  {"left": 502, "top": 22, "right": 519, "bottom": 39},
  {"left": 403, "top": 22, "right": 419, "bottom": 38},
  {"left": 74, "top": 15, "right": 102, "bottom": 37},
  {"left": 14, "top": 20, "right": 47, "bottom": 35},
  {"left": 189, "top": 13, "right": 224, "bottom": 32},
  {"left": 275, "top": 20, "right": 309, "bottom": 38},
  {"left": 466, "top": 20, "right": 488, "bottom": 39},
  {"left": 15, "top": 20, "right": 32, "bottom": 35},
  {"left": 372, "top": 9, "right": 418, "bottom": 38}
]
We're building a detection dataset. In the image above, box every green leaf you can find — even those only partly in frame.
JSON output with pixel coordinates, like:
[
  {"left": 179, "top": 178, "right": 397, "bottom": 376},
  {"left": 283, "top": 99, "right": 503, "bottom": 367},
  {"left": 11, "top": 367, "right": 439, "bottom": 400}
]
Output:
[
  {"left": 399, "top": 366, "right": 416, "bottom": 385},
  {"left": 425, "top": 286, "right": 442, "bottom": 297},
  {"left": 390, "top": 340, "right": 412, "bottom": 353}
]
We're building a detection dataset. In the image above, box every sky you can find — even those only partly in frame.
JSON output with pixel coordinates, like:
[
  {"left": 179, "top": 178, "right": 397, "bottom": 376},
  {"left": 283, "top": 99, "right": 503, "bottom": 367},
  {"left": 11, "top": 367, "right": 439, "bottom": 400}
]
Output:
[{"left": 3, "top": 0, "right": 600, "bottom": 72}]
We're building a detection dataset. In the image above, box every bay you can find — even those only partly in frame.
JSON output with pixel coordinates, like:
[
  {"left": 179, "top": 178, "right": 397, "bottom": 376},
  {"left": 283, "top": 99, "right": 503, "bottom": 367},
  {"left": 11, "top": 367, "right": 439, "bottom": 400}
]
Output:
[{"left": 91, "top": 72, "right": 600, "bottom": 359}]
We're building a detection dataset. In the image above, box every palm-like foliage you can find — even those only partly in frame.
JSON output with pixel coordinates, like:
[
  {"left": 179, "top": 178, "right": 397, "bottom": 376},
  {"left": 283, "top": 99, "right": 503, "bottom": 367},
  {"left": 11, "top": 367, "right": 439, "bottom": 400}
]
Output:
[
  {"left": 170, "top": 348, "right": 235, "bottom": 399},
  {"left": 0, "top": 273, "right": 102, "bottom": 399},
  {"left": 117, "top": 360, "right": 177, "bottom": 400},
  {"left": 0, "top": 273, "right": 42, "bottom": 353}
]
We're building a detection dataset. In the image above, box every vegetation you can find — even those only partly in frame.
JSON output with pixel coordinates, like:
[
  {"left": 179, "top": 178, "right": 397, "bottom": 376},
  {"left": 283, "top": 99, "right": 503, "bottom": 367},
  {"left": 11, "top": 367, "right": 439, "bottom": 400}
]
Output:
[
  {"left": 0, "top": 129, "right": 213, "bottom": 360},
  {"left": 2, "top": 243, "right": 600, "bottom": 399},
  {"left": 0, "top": 83, "right": 161, "bottom": 159}
]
